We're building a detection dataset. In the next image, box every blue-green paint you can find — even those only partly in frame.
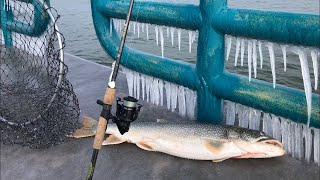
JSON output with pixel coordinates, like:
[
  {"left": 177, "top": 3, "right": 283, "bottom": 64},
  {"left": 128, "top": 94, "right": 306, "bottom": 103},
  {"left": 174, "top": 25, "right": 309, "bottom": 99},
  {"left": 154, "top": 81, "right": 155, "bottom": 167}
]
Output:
[
  {"left": 0, "top": 0, "right": 50, "bottom": 39},
  {"left": 91, "top": 0, "right": 320, "bottom": 128},
  {"left": 1, "top": 0, "right": 13, "bottom": 46},
  {"left": 212, "top": 8, "right": 320, "bottom": 47}
]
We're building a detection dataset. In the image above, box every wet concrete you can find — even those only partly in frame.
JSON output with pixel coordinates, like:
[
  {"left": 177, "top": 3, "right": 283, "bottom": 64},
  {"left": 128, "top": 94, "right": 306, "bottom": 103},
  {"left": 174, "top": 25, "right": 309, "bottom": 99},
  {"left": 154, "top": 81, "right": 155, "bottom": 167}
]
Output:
[{"left": 1, "top": 54, "right": 319, "bottom": 180}]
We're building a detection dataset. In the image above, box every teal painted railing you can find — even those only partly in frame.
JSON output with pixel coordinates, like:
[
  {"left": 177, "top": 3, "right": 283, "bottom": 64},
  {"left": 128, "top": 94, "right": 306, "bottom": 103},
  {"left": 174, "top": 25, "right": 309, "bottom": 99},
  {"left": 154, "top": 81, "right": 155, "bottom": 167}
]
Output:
[
  {"left": 0, "top": 0, "right": 50, "bottom": 46},
  {"left": 91, "top": 0, "right": 320, "bottom": 128}
]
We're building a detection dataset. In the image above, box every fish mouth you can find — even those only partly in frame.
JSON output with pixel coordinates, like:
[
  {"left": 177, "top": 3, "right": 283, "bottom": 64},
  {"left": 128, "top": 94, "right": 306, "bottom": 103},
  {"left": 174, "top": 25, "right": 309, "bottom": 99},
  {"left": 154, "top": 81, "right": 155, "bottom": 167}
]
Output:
[{"left": 257, "top": 138, "right": 283, "bottom": 148}]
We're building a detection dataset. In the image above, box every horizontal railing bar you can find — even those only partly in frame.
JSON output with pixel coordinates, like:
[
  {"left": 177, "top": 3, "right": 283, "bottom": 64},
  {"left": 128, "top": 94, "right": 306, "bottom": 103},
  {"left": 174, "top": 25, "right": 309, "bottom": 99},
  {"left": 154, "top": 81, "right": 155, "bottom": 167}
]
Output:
[
  {"left": 92, "top": 7, "right": 200, "bottom": 90},
  {"left": 97, "top": 0, "right": 201, "bottom": 30},
  {"left": 211, "top": 72, "right": 320, "bottom": 128},
  {"left": 212, "top": 8, "right": 320, "bottom": 47}
]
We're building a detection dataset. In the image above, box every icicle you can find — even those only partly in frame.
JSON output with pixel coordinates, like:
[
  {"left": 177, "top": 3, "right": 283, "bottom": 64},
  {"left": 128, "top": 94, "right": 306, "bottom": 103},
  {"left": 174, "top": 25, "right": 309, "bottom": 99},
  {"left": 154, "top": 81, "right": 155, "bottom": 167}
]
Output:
[
  {"left": 145, "top": 76, "right": 152, "bottom": 102},
  {"left": 178, "top": 86, "right": 186, "bottom": 117},
  {"left": 258, "top": 41, "right": 263, "bottom": 69},
  {"left": 271, "top": 115, "right": 281, "bottom": 140},
  {"left": 170, "top": 84, "right": 178, "bottom": 112},
  {"left": 124, "top": 68, "right": 134, "bottom": 96},
  {"left": 266, "top": 42, "right": 276, "bottom": 88},
  {"left": 262, "top": 114, "right": 272, "bottom": 136},
  {"left": 153, "top": 79, "right": 160, "bottom": 105},
  {"left": 137, "top": 22, "right": 140, "bottom": 38},
  {"left": 178, "top": 29, "right": 181, "bottom": 51},
  {"left": 165, "top": 82, "right": 171, "bottom": 110},
  {"left": 136, "top": 73, "right": 140, "bottom": 100},
  {"left": 289, "top": 122, "right": 295, "bottom": 156},
  {"left": 248, "top": 109, "right": 260, "bottom": 130},
  {"left": 303, "top": 125, "right": 312, "bottom": 162},
  {"left": 237, "top": 104, "right": 249, "bottom": 128},
  {"left": 141, "top": 23, "right": 145, "bottom": 32},
  {"left": 225, "top": 101, "right": 236, "bottom": 125},
  {"left": 252, "top": 40, "right": 257, "bottom": 78},
  {"left": 146, "top": 24, "right": 149, "bottom": 40},
  {"left": 155, "top": 26, "right": 159, "bottom": 46},
  {"left": 226, "top": 35, "right": 232, "bottom": 61},
  {"left": 186, "top": 89, "right": 196, "bottom": 119},
  {"left": 240, "top": 39, "right": 245, "bottom": 66},
  {"left": 291, "top": 47, "right": 312, "bottom": 126},
  {"left": 311, "top": 49, "right": 318, "bottom": 90},
  {"left": 188, "top": 31, "right": 192, "bottom": 53},
  {"left": 247, "top": 41, "right": 253, "bottom": 81},
  {"left": 110, "top": 19, "right": 113, "bottom": 37},
  {"left": 234, "top": 38, "right": 240, "bottom": 66},
  {"left": 281, "top": 119, "right": 288, "bottom": 153},
  {"left": 133, "top": 21, "right": 136, "bottom": 35},
  {"left": 192, "top": 32, "right": 196, "bottom": 43},
  {"left": 141, "top": 74, "right": 145, "bottom": 100},
  {"left": 294, "top": 123, "right": 303, "bottom": 160},
  {"left": 166, "top": 27, "right": 169, "bottom": 38},
  {"left": 170, "top": 28, "right": 175, "bottom": 46},
  {"left": 314, "top": 128, "right": 320, "bottom": 165},
  {"left": 159, "top": 80, "right": 164, "bottom": 106},
  {"left": 160, "top": 27, "right": 164, "bottom": 58},
  {"left": 281, "top": 45, "right": 288, "bottom": 71}
]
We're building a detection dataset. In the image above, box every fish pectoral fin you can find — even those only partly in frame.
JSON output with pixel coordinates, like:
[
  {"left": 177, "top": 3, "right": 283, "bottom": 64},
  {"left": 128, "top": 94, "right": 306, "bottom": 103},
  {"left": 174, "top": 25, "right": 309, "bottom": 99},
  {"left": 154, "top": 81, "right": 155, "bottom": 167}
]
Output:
[
  {"left": 212, "top": 158, "right": 229, "bottom": 163},
  {"left": 204, "top": 139, "right": 231, "bottom": 154},
  {"left": 102, "top": 135, "right": 126, "bottom": 145},
  {"left": 136, "top": 141, "right": 156, "bottom": 151},
  {"left": 68, "top": 116, "right": 98, "bottom": 138}
]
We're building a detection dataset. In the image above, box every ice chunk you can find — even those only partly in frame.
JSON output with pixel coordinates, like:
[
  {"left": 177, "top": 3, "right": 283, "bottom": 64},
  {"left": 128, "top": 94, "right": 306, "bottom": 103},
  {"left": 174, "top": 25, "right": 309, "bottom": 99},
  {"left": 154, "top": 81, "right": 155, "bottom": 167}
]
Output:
[
  {"left": 165, "top": 82, "right": 171, "bottom": 110},
  {"left": 110, "top": 19, "right": 113, "bottom": 37},
  {"left": 226, "top": 35, "right": 232, "bottom": 61},
  {"left": 258, "top": 41, "right": 263, "bottom": 69},
  {"left": 247, "top": 41, "right": 253, "bottom": 81},
  {"left": 170, "top": 28, "right": 175, "bottom": 46},
  {"left": 291, "top": 47, "right": 312, "bottom": 126},
  {"left": 234, "top": 38, "right": 240, "bottom": 66},
  {"left": 146, "top": 24, "right": 149, "bottom": 40},
  {"left": 178, "top": 29, "right": 181, "bottom": 51},
  {"left": 252, "top": 40, "right": 257, "bottom": 78},
  {"left": 280, "top": 45, "right": 288, "bottom": 71},
  {"left": 137, "top": 22, "right": 140, "bottom": 37},
  {"left": 170, "top": 84, "right": 178, "bottom": 112},
  {"left": 240, "top": 39, "right": 245, "bottom": 66},
  {"left": 155, "top": 26, "right": 159, "bottom": 46},
  {"left": 178, "top": 86, "right": 186, "bottom": 117},
  {"left": 188, "top": 31, "right": 193, "bottom": 53},
  {"left": 265, "top": 42, "right": 276, "bottom": 88},
  {"left": 160, "top": 27, "right": 164, "bottom": 58},
  {"left": 311, "top": 49, "right": 318, "bottom": 90},
  {"left": 314, "top": 128, "right": 320, "bottom": 165}
]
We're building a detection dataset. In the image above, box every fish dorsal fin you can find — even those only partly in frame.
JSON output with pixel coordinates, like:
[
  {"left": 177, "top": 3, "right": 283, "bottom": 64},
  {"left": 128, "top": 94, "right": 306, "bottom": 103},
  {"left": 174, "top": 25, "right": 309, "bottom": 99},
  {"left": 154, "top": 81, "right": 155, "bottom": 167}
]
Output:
[
  {"left": 136, "top": 141, "right": 156, "bottom": 151},
  {"left": 102, "top": 135, "right": 126, "bottom": 145},
  {"left": 68, "top": 116, "right": 97, "bottom": 138},
  {"left": 203, "top": 139, "right": 231, "bottom": 154}
]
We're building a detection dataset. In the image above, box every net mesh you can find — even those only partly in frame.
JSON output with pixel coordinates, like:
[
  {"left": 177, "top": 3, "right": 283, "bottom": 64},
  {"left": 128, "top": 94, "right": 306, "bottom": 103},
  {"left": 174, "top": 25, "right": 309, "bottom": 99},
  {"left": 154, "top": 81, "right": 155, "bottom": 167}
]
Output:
[{"left": 0, "top": 0, "right": 80, "bottom": 148}]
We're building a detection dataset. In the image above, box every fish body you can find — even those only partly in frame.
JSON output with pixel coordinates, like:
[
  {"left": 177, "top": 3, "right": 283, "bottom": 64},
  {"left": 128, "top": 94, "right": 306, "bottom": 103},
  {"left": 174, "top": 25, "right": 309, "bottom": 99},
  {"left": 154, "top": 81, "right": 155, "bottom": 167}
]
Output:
[{"left": 72, "top": 116, "right": 285, "bottom": 162}]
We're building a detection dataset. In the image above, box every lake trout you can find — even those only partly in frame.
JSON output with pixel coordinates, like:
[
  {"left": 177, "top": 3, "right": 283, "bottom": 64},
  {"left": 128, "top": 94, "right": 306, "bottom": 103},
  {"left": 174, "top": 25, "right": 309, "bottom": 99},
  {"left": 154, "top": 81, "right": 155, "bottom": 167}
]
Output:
[{"left": 71, "top": 116, "right": 285, "bottom": 162}]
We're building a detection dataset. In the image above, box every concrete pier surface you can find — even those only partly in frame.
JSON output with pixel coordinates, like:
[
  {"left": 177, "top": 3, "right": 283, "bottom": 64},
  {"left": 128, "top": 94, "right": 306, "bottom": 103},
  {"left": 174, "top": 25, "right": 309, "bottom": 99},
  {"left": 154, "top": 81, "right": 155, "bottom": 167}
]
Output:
[{"left": 1, "top": 54, "right": 319, "bottom": 180}]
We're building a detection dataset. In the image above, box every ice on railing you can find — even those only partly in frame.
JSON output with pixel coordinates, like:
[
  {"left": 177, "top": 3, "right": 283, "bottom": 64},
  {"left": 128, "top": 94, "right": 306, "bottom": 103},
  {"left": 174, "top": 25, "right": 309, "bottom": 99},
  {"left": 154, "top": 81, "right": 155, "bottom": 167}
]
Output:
[
  {"left": 291, "top": 47, "right": 312, "bottom": 126},
  {"left": 226, "top": 35, "right": 232, "bottom": 61},
  {"left": 234, "top": 37, "right": 240, "bottom": 66},
  {"left": 258, "top": 41, "right": 263, "bottom": 69},
  {"left": 122, "top": 67, "right": 197, "bottom": 119},
  {"left": 311, "top": 49, "right": 318, "bottom": 90},
  {"left": 111, "top": 19, "right": 198, "bottom": 57},
  {"left": 160, "top": 27, "right": 164, "bottom": 58},
  {"left": 265, "top": 42, "right": 276, "bottom": 88},
  {"left": 224, "top": 100, "right": 320, "bottom": 165},
  {"left": 252, "top": 40, "right": 257, "bottom": 78},
  {"left": 240, "top": 39, "right": 245, "bottom": 66},
  {"left": 281, "top": 45, "right": 288, "bottom": 71},
  {"left": 247, "top": 41, "right": 253, "bottom": 81}
]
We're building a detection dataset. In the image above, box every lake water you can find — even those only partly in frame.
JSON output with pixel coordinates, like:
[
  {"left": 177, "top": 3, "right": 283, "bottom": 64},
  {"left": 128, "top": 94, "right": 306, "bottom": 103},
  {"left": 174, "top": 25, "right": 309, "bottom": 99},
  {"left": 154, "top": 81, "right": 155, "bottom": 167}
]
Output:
[{"left": 51, "top": 0, "right": 319, "bottom": 91}]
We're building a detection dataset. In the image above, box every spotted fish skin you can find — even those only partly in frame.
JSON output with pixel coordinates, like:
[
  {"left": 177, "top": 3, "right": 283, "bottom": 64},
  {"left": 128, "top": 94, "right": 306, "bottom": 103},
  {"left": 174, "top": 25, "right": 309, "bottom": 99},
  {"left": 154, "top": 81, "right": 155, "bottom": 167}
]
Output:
[
  {"left": 71, "top": 116, "right": 285, "bottom": 162},
  {"left": 103, "top": 122, "right": 285, "bottom": 161}
]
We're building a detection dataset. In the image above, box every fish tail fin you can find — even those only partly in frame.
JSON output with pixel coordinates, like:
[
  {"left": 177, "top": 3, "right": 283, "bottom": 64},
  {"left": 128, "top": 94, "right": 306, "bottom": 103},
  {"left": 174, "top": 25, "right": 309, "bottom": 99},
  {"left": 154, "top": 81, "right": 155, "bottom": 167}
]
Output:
[{"left": 69, "top": 115, "right": 98, "bottom": 138}]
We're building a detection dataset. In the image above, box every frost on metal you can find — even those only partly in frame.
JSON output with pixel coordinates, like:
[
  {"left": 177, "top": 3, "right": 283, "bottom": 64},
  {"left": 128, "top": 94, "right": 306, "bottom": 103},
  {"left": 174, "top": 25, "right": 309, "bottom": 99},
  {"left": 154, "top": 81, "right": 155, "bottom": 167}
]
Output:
[
  {"left": 122, "top": 67, "right": 197, "bottom": 120},
  {"left": 110, "top": 18, "right": 198, "bottom": 58},
  {"left": 224, "top": 100, "right": 320, "bottom": 166},
  {"left": 225, "top": 35, "right": 319, "bottom": 126}
]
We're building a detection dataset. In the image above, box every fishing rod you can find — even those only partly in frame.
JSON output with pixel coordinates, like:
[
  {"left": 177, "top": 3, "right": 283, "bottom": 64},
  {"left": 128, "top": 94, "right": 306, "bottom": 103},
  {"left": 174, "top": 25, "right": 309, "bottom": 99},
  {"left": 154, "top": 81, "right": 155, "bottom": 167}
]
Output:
[{"left": 86, "top": 0, "right": 141, "bottom": 179}]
